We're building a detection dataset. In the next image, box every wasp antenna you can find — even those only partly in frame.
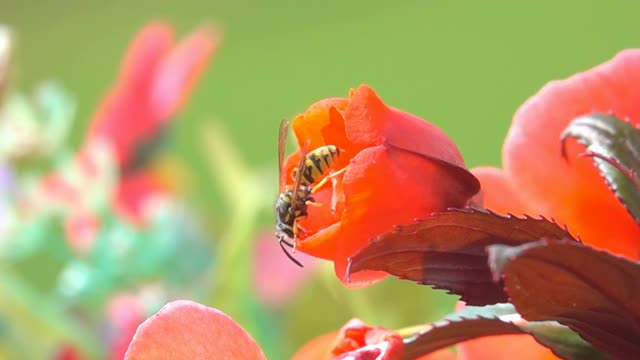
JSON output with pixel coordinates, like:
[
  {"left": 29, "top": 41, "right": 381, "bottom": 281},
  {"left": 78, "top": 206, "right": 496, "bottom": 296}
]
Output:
[{"left": 279, "top": 238, "right": 304, "bottom": 267}]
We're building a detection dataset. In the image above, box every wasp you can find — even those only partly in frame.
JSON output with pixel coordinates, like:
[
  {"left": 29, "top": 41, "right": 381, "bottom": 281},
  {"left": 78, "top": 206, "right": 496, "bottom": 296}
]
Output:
[{"left": 276, "top": 119, "right": 341, "bottom": 267}]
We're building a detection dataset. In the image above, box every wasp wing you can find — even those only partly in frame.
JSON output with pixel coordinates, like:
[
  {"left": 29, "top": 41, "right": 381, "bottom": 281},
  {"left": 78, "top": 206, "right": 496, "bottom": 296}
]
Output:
[
  {"left": 289, "top": 138, "right": 310, "bottom": 209},
  {"left": 277, "top": 118, "right": 290, "bottom": 193}
]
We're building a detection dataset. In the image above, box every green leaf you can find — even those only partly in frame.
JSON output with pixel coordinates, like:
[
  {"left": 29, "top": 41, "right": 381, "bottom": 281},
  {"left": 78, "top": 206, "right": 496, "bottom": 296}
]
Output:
[
  {"left": 488, "top": 240, "right": 640, "bottom": 359},
  {"left": 347, "top": 209, "right": 577, "bottom": 305},
  {"left": 561, "top": 113, "right": 640, "bottom": 223},
  {"left": 403, "top": 304, "right": 604, "bottom": 360}
]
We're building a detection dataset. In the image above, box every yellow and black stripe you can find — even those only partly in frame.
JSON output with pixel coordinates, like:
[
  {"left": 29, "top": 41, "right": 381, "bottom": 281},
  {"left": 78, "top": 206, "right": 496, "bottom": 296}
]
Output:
[{"left": 293, "top": 145, "right": 340, "bottom": 186}]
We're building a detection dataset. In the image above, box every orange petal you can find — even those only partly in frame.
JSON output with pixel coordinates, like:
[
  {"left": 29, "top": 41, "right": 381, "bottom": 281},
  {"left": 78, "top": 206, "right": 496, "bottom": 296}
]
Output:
[
  {"left": 471, "top": 167, "right": 531, "bottom": 216},
  {"left": 505, "top": 49, "right": 640, "bottom": 259},
  {"left": 296, "top": 222, "right": 340, "bottom": 260},
  {"left": 345, "top": 85, "right": 465, "bottom": 168},
  {"left": 291, "top": 332, "right": 337, "bottom": 360},
  {"left": 336, "top": 145, "right": 472, "bottom": 286},
  {"left": 291, "top": 98, "right": 349, "bottom": 152},
  {"left": 342, "top": 84, "right": 388, "bottom": 147},
  {"left": 416, "top": 348, "right": 456, "bottom": 360},
  {"left": 124, "top": 300, "right": 266, "bottom": 360},
  {"left": 150, "top": 25, "right": 219, "bottom": 121},
  {"left": 457, "top": 334, "right": 560, "bottom": 360}
]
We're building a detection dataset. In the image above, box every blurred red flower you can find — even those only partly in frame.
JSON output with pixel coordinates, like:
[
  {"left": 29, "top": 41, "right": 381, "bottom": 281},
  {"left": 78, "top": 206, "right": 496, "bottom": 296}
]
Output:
[
  {"left": 86, "top": 22, "right": 218, "bottom": 171},
  {"left": 35, "top": 22, "right": 218, "bottom": 250},
  {"left": 107, "top": 294, "right": 146, "bottom": 360},
  {"left": 252, "top": 231, "right": 318, "bottom": 306},
  {"left": 465, "top": 50, "right": 640, "bottom": 359},
  {"left": 86, "top": 22, "right": 218, "bottom": 224},
  {"left": 281, "top": 85, "right": 478, "bottom": 286}
]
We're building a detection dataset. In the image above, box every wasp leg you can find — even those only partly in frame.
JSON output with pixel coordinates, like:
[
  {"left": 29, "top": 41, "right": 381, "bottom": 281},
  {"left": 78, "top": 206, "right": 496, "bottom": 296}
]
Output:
[
  {"left": 279, "top": 238, "right": 303, "bottom": 267},
  {"left": 292, "top": 218, "right": 307, "bottom": 240},
  {"left": 279, "top": 236, "right": 295, "bottom": 248},
  {"left": 296, "top": 223, "right": 312, "bottom": 237},
  {"left": 306, "top": 201, "right": 322, "bottom": 207},
  {"left": 311, "top": 167, "right": 348, "bottom": 194}
]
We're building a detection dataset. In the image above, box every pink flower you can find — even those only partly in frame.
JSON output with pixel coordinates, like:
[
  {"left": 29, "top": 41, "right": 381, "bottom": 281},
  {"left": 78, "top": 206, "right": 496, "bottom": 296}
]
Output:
[{"left": 124, "top": 300, "right": 266, "bottom": 360}]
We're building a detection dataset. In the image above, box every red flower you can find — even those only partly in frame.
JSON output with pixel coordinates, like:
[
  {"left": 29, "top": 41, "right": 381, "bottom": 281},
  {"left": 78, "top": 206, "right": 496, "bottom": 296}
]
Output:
[
  {"left": 86, "top": 22, "right": 218, "bottom": 170},
  {"left": 85, "top": 22, "right": 218, "bottom": 223},
  {"left": 281, "top": 85, "right": 478, "bottom": 286},
  {"left": 124, "top": 300, "right": 265, "bottom": 360},
  {"left": 473, "top": 50, "right": 640, "bottom": 260},
  {"left": 291, "top": 320, "right": 455, "bottom": 360},
  {"left": 465, "top": 50, "right": 640, "bottom": 359},
  {"left": 328, "top": 319, "right": 404, "bottom": 360}
]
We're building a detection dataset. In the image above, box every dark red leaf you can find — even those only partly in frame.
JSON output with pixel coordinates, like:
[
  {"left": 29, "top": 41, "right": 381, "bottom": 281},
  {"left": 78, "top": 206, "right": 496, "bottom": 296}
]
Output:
[
  {"left": 561, "top": 113, "right": 640, "bottom": 224},
  {"left": 347, "top": 209, "right": 577, "bottom": 305},
  {"left": 403, "top": 304, "right": 604, "bottom": 360},
  {"left": 489, "top": 240, "right": 640, "bottom": 360}
]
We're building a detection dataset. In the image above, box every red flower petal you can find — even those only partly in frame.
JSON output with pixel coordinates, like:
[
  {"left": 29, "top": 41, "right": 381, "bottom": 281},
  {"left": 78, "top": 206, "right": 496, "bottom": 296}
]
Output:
[
  {"left": 291, "top": 98, "right": 350, "bottom": 152},
  {"left": 116, "top": 171, "right": 168, "bottom": 224},
  {"left": 291, "top": 324, "right": 453, "bottom": 360},
  {"left": 330, "top": 319, "right": 404, "bottom": 360},
  {"left": 150, "top": 26, "right": 219, "bottom": 122},
  {"left": 415, "top": 349, "right": 456, "bottom": 360},
  {"left": 457, "top": 334, "right": 559, "bottom": 360},
  {"left": 504, "top": 50, "right": 640, "bottom": 259},
  {"left": 124, "top": 300, "right": 265, "bottom": 360},
  {"left": 471, "top": 167, "right": 530, "bottom": 216},
  {"left": 291, "top": 332, "right": 338, "bottom": 360},
  {"left": 88, "top": 23, "right": 174, "bottom": 167},
  {"left": 345, "top": 85, "right": 465, "bottom": 168},
  {"left": 117, "top": 23, "right": 174, "bottom": 93},
  {"left": 87, "top": 23, "right": 216, "bottom": 170}
]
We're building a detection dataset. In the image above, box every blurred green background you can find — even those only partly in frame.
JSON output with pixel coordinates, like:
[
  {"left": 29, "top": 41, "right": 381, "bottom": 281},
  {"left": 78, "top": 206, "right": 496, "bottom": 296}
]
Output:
[{"left": 4, "top": 0, "right": 640, "bottom": 358}]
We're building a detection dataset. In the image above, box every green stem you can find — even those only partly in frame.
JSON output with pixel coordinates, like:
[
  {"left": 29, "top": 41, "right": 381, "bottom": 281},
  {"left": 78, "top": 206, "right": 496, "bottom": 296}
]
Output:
[{"left": 396, "top": 324, "right": 430, "bottom": 338}]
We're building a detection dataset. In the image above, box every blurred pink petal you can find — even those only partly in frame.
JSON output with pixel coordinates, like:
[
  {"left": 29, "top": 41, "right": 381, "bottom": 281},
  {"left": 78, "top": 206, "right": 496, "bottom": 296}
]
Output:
[
  {"left": 116, "top": 172, "right": 167, "bottom": 225},
  {"left": 108, "top": 294, "right": 145, "bottom": 360},
  {"left": 88, "top": 23, "right": 174, "bottom": 168},
  {"left": 150, "top": 25, "right": 220, "bottom": 122},
  {"left": 64, "top": 211, "right": 99, "bottom": 255},
  {"left": 252, "top": 232, "right": 318, "bottom": 306},
  {"left": 54, "top": 345, "right": 83, "bottom": 360},
  {"left": 124, "top": 300, "right": 266, "bottom": 360},
  {"left": 87, "top": 22, "right": 217, "bottom": 170}
]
